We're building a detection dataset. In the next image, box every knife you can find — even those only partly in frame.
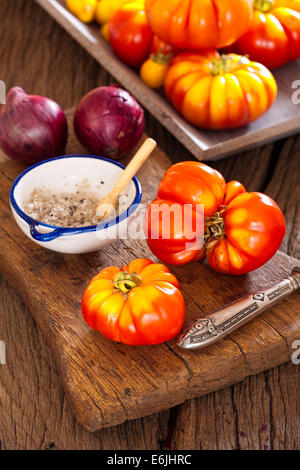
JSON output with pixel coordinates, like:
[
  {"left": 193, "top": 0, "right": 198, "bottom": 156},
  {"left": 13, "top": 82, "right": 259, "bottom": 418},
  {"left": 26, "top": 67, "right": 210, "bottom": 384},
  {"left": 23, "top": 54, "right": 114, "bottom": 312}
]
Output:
[{"left": 176, "top": 266, "right": 300, "bottom": 350}]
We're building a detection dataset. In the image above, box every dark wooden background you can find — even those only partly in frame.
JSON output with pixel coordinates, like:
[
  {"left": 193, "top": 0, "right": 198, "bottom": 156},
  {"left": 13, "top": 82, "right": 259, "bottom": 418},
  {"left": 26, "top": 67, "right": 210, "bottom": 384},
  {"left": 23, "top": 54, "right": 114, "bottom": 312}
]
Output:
[{"left": 0, "top": 0, "right": 299, "bottom": 450}]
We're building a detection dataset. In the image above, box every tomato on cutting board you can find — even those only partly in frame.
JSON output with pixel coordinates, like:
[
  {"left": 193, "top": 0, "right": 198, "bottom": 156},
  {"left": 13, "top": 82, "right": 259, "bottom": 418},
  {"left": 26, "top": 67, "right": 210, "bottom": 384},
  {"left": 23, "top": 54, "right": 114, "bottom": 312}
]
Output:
[
  {"left": 234, "top": 0, "right": 300, "bottom": 69},
  {"left": 205, "top": 188, "right": 286, "bottom": 275},
  {"left": 164, "top": 51, "right": 277, "bottom": 130},
  {"left": 81, "top": 259, "right": 185, "bottom": 345},
  {"left": 109, "top": 2, "right": 154, "bottom": 68},
  {"left": 146, "top": 162, "right": 226, "bottom": 265},
  {"left": 146, "top": 162, "right": 286, "bottom": 275}
]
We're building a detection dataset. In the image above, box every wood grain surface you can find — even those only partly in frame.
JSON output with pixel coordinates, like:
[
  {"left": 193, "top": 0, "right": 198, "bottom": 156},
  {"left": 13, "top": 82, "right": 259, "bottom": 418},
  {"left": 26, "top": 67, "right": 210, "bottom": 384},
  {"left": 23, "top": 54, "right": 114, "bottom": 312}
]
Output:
[
  {"left": 1, "top": 109, "right": 300, "bottom": 431},
  {"left": 0, "top": 0, "right": 299, "bottom": 449},
  {"left": 34, "top": 0, "right": 300, "bottom": 162}
]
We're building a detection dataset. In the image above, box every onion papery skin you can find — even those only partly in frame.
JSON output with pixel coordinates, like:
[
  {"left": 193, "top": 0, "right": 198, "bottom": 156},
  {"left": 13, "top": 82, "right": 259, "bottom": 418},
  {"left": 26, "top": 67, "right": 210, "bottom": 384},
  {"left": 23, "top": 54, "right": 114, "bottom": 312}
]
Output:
[
  {"left": 74, "top": 86, "right": 145, "bottom": 159},
  {"left": 0, "top": 87, "right": 68, "bottom": 165}
]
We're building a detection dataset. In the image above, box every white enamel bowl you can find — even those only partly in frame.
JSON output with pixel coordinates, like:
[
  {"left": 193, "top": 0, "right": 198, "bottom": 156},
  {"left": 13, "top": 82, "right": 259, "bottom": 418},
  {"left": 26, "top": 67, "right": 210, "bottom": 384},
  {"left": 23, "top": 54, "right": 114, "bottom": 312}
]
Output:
[{"left": 10, "top": 155, "right": 142, "bottom": 254}]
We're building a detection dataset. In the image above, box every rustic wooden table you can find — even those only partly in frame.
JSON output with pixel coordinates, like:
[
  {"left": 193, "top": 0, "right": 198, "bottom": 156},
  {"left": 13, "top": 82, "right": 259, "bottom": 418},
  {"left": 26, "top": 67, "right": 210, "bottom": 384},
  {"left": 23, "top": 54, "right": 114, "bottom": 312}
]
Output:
[{"left": 0, "top": 0, "right": 299, "bottom": 450}]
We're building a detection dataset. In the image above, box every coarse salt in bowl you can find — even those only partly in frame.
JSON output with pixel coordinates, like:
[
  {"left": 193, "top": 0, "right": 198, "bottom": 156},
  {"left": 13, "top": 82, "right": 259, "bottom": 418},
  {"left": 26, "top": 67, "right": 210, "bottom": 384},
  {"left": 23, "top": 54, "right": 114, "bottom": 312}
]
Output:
[{"left": 10, "top": 155, "right": 142, "bottom": 254}]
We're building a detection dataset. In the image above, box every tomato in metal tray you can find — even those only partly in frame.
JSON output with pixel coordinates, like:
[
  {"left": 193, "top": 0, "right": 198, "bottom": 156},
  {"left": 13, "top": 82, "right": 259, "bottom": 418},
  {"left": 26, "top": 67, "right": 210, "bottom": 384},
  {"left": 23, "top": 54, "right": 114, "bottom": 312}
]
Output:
[
  {"left": 109, "top": 2, "right": 153, "bottom": 69},
  {"left": 145, "top": 0, "right": 254, "bottom": 50},
  {"left": 234, "top": 0, "right": 300, "bottom": 69},
  {"left": 164, "top": 51, "right": 278, "bottom": 130}
]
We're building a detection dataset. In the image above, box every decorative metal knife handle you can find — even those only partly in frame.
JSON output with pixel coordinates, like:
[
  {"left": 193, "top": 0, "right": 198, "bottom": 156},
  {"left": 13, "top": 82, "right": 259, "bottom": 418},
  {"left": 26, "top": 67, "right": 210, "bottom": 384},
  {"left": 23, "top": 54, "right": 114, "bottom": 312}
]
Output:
[{"left": 177, "top": 267, "right": 300, "bottom": 350}]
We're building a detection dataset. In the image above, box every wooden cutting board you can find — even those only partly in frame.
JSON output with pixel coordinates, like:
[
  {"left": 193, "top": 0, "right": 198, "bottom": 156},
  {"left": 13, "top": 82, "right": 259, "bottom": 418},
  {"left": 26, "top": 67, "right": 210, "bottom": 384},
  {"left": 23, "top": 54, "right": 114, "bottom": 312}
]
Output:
[
  {"left": 0, "top": 112, "right": 299, "bottom": 432},
  {"left": 35, "top": 0, "right": 300, "bottom": 161}
]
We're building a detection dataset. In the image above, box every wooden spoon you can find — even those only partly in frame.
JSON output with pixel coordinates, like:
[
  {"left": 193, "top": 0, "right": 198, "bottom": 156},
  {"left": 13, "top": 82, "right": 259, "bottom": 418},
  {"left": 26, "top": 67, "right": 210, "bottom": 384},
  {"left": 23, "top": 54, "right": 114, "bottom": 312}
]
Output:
[{"left": 96, "top": 138, "right": 157, "bottom": 219}]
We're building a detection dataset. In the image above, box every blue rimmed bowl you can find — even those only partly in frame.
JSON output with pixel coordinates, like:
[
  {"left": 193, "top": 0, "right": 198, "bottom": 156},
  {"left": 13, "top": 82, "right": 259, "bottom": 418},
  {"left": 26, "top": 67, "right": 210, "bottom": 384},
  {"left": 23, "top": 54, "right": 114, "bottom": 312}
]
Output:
[{"left": 10, "top": 155, "right": 142, "bottom": 254}]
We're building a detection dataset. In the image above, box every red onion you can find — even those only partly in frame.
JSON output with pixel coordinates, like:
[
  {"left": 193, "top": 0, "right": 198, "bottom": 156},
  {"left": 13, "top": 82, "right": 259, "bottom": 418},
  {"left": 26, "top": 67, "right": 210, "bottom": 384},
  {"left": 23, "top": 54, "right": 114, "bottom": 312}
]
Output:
[
  {"left": 0, "top": 87, "right": 68, "bottom": 164},
  {"left": 74, "top": 86, "right": 145, "bottom": 159}
]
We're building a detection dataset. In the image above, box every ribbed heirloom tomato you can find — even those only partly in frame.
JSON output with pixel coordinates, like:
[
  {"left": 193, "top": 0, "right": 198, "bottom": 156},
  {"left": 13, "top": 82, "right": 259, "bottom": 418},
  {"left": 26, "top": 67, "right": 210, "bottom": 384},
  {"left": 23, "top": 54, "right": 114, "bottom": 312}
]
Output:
[
  {"left": 146, "top": 162, "right": 286, "bottom": 275},
  {"left": 205, "top": 187, "right": 286, "bottom": 274},
  {"left": 81, "top": 259, "right": 185, "bottom": 345},
  {"left": 234, "top": 0, "right": 300, "bottom": 69},
  {"left": 145, "top": 0, "right": 254, "bottom": 49},
  {"left": 164, "top": 51, "right": 278, "bottom": 130},
  {"left": 146, "top": 162, "right": 226, "bottom": 265}
]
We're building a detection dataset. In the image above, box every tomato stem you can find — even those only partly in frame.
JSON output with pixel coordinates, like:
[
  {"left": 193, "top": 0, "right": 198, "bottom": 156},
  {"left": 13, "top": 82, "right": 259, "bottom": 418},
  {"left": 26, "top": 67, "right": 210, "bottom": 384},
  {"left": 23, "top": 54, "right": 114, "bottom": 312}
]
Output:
[
  {"left": 204, "top": 207, "right": 226, "bottom": 244},
  {"left": 150, "top": 49, "right": 173, "bottom": 65},
  {"left": 210, "top": 55, "right": 247, "bottom": 76},
  {"left": 114, "top": 272, "right": 142, "bottom": 294},
  {"left": 254, "top": 0, "right": 274, "bottom": 13}
]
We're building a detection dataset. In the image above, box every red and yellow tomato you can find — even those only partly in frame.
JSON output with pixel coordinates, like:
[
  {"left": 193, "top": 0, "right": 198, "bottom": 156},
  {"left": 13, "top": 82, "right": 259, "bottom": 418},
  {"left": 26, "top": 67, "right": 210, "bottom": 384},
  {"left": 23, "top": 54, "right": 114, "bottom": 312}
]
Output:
[
  {"left": 234, "top": 0, "right": 300, "bottom": 69},
  {"left": 140, "top": 35, "right": 177, "bottom": 88},
  {"left": 165, "top": 51, "right": 278, "bottom": 130},
  {"left": 140, "top": 57, "right": 170, "bottom": 88},
  {"left": 109, "top": 2, "right": 153, "bottom": 68},
  {"left": 146, "top": 162, "right": 226, "bottom": 265},
  {"left": 145, "top": 0, "right": 254, "bottom": 49},
  {"left": 205, "top": 188, "right": 286, "bottom": 275},
  {"left": 146, "top": 162, "right": 286, "bottom": 275},
  {"left": 81, "top": 259, "right": 185, "bottom": 345}
]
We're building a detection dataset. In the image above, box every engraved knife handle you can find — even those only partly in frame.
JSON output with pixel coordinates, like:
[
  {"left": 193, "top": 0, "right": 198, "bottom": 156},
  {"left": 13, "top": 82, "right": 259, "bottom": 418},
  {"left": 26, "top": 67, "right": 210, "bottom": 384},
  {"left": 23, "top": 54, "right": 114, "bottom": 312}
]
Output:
[{"left": 177, "top": 267, "right": 300, "bottom": 350}]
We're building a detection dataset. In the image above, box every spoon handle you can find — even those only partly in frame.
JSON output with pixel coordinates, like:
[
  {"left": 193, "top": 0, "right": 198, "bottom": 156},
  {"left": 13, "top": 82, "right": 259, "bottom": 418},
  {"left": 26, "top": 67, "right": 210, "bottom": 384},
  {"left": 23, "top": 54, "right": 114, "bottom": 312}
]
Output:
[
  {"left": 176, "top": 267, "right": 300, "bottom": 350},
  {"left": 111, "top": 138, "right": 157, "bottom": 198}
]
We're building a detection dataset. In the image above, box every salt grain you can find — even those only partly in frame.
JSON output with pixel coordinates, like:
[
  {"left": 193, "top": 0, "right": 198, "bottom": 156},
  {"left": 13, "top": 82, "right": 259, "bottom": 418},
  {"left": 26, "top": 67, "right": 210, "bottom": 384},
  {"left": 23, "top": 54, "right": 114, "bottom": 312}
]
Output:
[{"left": 23, "top": 182, "right": 117, "bottom": 228}]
